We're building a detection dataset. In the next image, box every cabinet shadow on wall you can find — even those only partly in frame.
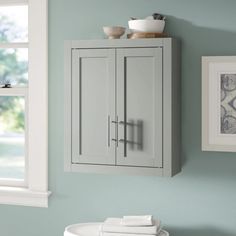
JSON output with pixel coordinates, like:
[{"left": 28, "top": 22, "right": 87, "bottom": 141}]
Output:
[
  {"left": 124, "top": 119, "right": 143, "bottom": 151},
  {"left": 165, "top": 16, "right": 236, "bottom": 167},
  {"left": 168, "top": 226, "right": 236, "bottom": 236}
]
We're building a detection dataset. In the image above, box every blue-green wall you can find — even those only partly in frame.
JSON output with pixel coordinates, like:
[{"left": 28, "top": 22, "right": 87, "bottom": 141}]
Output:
[{"left": 1, "top": 0, "right": 236, "bottom": 235}]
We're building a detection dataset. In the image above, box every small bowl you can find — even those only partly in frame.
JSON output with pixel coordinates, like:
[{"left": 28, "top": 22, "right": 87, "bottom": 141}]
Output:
[
  {"left": 128, "top": 19, "right": 165, "bottom": 33},
  {"left": 103, "top": 26, "right": 126, "bottom": 39}
]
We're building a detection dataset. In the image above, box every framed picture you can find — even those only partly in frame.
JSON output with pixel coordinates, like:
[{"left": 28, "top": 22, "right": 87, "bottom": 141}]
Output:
[{"left": 202, "top": 56, "right": 236, "bottom": 152}]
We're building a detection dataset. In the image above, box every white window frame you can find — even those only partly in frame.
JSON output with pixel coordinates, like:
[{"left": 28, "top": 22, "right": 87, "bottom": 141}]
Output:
[{"left": 0, "top": 0, "right": 50, "bottom": 207}]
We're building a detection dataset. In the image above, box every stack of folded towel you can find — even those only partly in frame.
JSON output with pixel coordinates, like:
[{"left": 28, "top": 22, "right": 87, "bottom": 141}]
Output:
[{"left": 99, "top": 215, "right": 162, "bottom": 236}]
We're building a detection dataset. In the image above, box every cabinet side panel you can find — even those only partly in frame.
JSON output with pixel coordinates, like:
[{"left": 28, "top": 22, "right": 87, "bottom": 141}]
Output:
[
  {"left": 163, "top": 39, "right": 172, "bottom": 176},
  {"left": 163, "top": 39, "right": 181, "bottom": 176},
  {"left": 171, "top": 39, "right": 181, "bottom": 175},
  {"left": 64, "top": 41, "right": 72, "bottom": 171}
]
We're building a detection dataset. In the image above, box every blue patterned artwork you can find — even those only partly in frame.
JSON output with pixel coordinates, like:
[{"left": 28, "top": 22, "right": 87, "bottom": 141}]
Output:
[{"left": 221, "top": 74, "right": 236, "bottom": 134}]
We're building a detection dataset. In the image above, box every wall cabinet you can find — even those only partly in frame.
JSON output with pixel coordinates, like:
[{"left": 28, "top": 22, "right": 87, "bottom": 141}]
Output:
[{"left": 64, "top": 39, "right": 181, "bottom": 176}]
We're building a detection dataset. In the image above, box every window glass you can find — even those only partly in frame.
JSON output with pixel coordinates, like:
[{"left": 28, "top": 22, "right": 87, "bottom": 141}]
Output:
[
  {"left": 0, "top": 48, "right": 28, "bottom": 86},
  {"left": 0, "top": 5, "right": 28, "bottom": 43},
  {"left": 0, "top": 4, "right": 28, "bottom": 183},
  {"left": 0, "top": 96, "right": 25, "bottom": 180}
]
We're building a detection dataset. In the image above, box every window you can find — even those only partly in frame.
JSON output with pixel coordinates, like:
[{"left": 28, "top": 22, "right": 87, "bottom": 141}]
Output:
[
  {"left": 0, "top": 4, "right": 28, "bottom": 187},
  {"left": 0, "top": 0, "right": 49, "bottom": 207}
]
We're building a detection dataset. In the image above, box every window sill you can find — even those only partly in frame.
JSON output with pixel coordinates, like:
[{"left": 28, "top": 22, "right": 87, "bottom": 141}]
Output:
[{"left": 0, "top": 186, "right": 51, "bottom": 207}]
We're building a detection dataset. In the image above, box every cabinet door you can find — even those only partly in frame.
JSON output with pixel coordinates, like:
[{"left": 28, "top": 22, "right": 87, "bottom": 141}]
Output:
[
  {"left": 72, "top": 49, "right": 116, "bottom": 165},
  {"left": 116, "top": 48, "right": 163, "bottom": 167}
]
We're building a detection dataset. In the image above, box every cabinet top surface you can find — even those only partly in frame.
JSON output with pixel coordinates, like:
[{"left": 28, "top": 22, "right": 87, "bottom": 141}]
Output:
[{"left": 65, "top": 38, "right": 175, "bottom": 49}]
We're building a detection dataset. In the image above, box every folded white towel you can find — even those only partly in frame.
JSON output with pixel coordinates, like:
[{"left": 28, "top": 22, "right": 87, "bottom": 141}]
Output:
[
  {"left": 104, "top": 218, "right": 123, "bottom": 225},
  {"left": 122, "top": 215, "right": 153, "bottom": 226},
  {"left": 101, "top": 218, "right": 161, "bottom": 234}
]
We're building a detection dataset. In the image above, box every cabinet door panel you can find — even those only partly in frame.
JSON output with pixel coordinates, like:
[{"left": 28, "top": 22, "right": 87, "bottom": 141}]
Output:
[
  {"left": 117, "top": 48, "right": 163, "bottom": 167},
  {"left": 72, "top": 49, "right": 116, "bottom": 165}
]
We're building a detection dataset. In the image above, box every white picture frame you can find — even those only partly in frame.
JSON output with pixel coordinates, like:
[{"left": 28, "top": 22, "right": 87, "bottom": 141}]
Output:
[{"left": 202, "top": 56, "right": 236, "bottom": 152}]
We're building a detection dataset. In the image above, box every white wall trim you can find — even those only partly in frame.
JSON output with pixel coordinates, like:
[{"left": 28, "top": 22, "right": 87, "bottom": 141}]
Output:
[
  {"left": 28, "top": 0, "right": 48, "bottom": 193},
  {"left": 0, "top": 186, "right": 51, "bottom": 207}
]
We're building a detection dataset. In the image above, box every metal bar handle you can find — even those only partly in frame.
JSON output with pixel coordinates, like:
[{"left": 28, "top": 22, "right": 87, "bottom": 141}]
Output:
[
  {"left": 115, "top": 116, "right": 118, "bottom": 147},
  {"left": 119, "top": 139, "right": 132, "bottom": 144}
]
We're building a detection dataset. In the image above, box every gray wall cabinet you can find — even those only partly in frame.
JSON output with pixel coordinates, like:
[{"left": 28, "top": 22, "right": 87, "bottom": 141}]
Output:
[{"left": 64, "top": 39, "right": 181, "bottom": 176}]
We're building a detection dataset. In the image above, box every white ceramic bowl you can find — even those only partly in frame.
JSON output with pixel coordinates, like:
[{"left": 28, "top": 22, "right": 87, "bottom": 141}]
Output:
[
  {"left": 103, "top": 26, "right": 126, "bottom": 39},
  {"left": 128, "top": 19, "right": 165, "bottom": 33}
]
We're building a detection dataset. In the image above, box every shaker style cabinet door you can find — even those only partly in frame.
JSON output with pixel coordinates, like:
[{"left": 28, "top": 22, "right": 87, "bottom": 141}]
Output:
[
  {"left": 116, "top": 48, "right": 163, "bottom": 167},
  {"left": 72, "top": 49, "right": 116, "bottom": 165}
]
